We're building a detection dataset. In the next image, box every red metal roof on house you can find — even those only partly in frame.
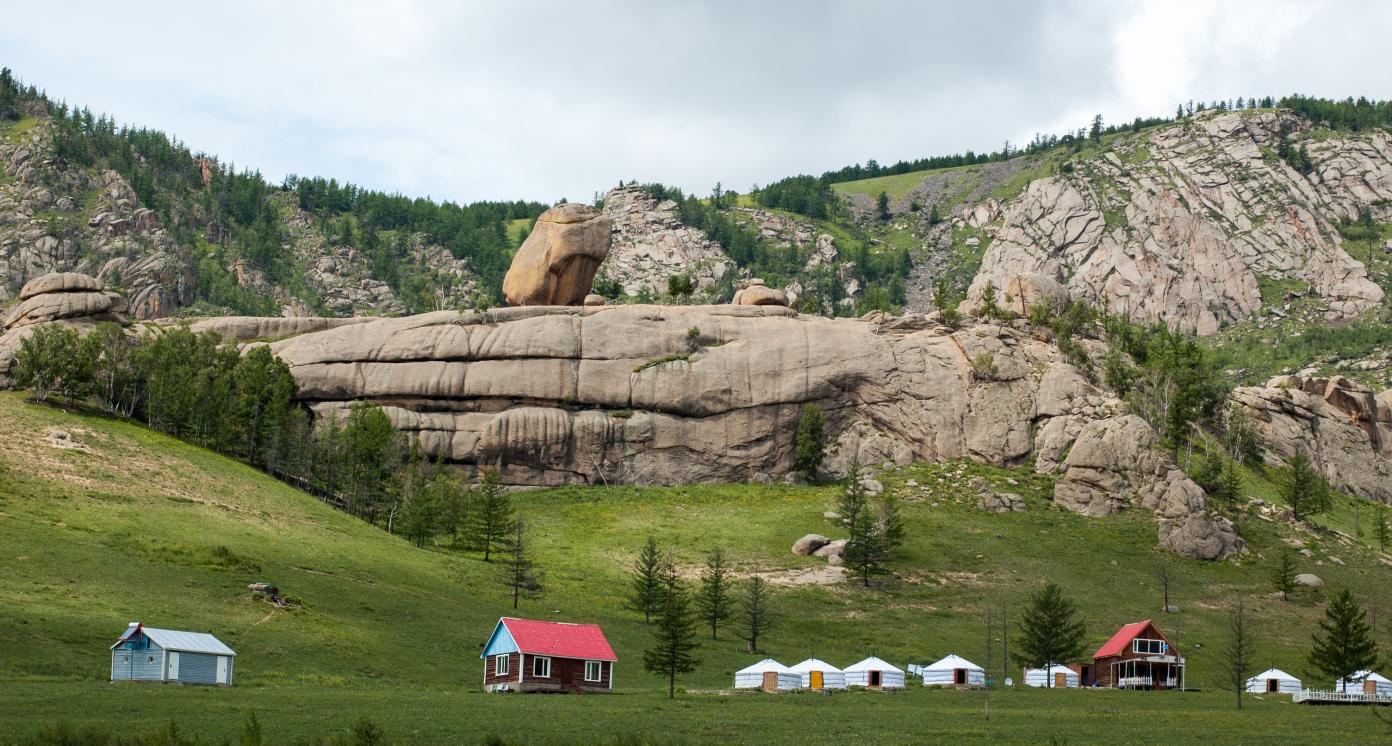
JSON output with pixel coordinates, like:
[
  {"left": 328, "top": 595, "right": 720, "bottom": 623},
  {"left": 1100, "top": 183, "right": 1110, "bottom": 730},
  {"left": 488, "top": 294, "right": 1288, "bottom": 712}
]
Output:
[
  {"left": 501, "top": 617, "right": 617, "bottom": 661},
  {"left": 1093, "top": 620, "right": 1153, "bottom": 659}
]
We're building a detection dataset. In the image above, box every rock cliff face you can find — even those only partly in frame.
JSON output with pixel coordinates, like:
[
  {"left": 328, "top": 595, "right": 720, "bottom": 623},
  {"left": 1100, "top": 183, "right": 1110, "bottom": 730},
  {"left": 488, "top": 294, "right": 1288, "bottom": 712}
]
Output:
[
  {"left": 596, "top": 186, "right": 735, "bottom": 298},
  {"left": 1232, "top": 374, "right": 1392, "bottom": 503},
  {"left": 965, "top": 111, "right": 1390, "bottom": 334},
  {"left": 0, "top": 271, "right": 126, "bottom": 384},
  {"left": 241, "top": 304, "right": 1238, "bottom": 558}
]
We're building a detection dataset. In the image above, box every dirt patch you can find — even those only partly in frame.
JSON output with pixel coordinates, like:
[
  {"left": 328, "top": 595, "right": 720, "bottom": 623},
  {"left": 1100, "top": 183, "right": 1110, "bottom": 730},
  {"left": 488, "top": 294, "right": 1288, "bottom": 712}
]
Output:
[
  {"left": 44, "top": 428, "right": 89, "bottom": 452},
  {"left": 761, "top": 565, "right": 846, "bottom": 586}
]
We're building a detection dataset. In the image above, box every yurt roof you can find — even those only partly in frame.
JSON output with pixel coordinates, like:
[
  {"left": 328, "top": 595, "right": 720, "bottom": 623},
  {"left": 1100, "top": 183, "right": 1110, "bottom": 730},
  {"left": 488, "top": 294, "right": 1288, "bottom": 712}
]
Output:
[
  {"left": 843, "top": 656, "right": 903, "bottom": 673},
  {"left": 735, "top": 658, "right": 793, "bottom": 675},
  {"left": 926, "top": 653, "right": 983, "bottom": 671},
  {"left": 789, "top": 658, "right": 842, "bottom": 673},
  {"left": 1342, "top": 670, "right": 1392, "bottom": 684},
  {"left": 1248, "top": 668, "right": 1298, "bottom": 682}
]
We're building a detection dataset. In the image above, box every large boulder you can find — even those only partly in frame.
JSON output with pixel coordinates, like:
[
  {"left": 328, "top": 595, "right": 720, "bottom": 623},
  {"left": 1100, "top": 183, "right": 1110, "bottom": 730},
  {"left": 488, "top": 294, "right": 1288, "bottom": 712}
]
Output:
[
  {"left": 502, "top": 203, "right": 612, "bottom": 306},
  {"left": 732, "top": 280, "right": 788, "bottom": 307},
  {"left": 1052, "top": 416, "right": 1205, "bottom": 518},
  {"left": 18, "top": 272, "right": 102, "bottom": 300},
  {"left": 792, "top": 534, "right": 830, "bottom": 556},
  {"left": 1157, "top": 513, "right": 1245, "bottom": 561},
  {"left": 3, "top": 272, "right": 117, "bottom": 330}
]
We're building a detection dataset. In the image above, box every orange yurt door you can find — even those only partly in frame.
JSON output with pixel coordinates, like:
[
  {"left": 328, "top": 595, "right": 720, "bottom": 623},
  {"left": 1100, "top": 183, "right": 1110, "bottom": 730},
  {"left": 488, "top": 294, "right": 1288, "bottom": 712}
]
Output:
[
  {"left": 810, "top": 671, "right": 823, "bottom": 689},
  {"left": 762, "top": 671, "right": 779, "bottom": 692},
  {"left": 1365, "top": 679, "right": 1377, "bottom": 695},
  {"left": 1055, "top": 671, "right": 1067, "bottom": 688}
]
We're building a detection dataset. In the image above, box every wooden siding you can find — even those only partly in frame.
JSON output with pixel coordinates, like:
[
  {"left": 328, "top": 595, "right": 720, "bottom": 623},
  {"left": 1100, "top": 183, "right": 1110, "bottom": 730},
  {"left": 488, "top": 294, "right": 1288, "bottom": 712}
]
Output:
[{"left": 484, "top": 653, "right": 611, "bottom": 693}]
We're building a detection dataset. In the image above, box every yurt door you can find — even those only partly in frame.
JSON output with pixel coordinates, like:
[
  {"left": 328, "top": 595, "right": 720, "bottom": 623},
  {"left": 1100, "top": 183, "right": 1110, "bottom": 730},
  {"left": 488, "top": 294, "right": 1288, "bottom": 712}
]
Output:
[
  {"left": 1267, "top": 679, "right": 1278, "bottom": 693},
  {"left": 1055, "top": 671, "right": 1067, "bottom": 688},
  {"left": 1365, "top": 679, "right": 1377, "bottom": 695},
  {"left": 810, "top": 671, "right": 824, "bottom": 690},
  {"left": 869, "top": 670, "right": 882, "bottom": 687},
  {"left": 955, "top": 669, "right": 966, "bottom": 686},
  {"left": 762, "top": 671, "right": 779, "bottom": 692}
]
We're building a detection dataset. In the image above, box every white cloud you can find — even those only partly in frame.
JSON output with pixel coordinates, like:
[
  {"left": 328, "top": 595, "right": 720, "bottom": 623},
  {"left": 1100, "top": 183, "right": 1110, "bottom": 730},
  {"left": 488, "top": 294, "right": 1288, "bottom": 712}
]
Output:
[{"left": 3, "top": 1, "right": 1389, "bottom": 203}]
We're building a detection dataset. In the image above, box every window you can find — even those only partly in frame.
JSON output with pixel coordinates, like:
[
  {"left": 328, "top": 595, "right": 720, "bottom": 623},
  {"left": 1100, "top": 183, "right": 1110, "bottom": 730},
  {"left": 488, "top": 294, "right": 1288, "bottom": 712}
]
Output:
[
  {"left": 585, "top": 660, "right": 602, "bottom": 682},
  {"left": 147, "top": 655, "right": 156, "bottom": 663},
  {"left": 1131, "top": 638, "right": 1166, "bottom": 655},
  {"left": 494, "top": 655, "right": 509, "bottom": 676},
  {"left": 532, "top": 656, "right": 551, "bottom": 678}
]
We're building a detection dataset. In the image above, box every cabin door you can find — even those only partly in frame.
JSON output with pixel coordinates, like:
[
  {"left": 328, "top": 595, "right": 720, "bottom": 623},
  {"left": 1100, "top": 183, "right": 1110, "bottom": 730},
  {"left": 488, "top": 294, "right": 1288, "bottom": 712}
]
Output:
[
  {"left": 1055, "top": 671, "right": 1067, "bottom": 688},
  {"left": 1365, "top": 679, "right": 1377, "bottom": 695},
  {"left": 810, "top": 671, "right": 823, "bottom": 689},
  {"left": 762, "top": 671, "right": 779, "bottom": 692},
  {"left": 1267, "top": 679, "right": 1279, "bottom": 693},
  {"left": 955, "top": 669, "right": 966, "bottom": 686},
  {"left": 869, "top": 670, "right": 882, "bottom": 687},
  {"left": 216, "top": 656, "right": 230, "bottom": 684},
  {"left": 166, "top": 652, "right": 180, "bottom": 681}
]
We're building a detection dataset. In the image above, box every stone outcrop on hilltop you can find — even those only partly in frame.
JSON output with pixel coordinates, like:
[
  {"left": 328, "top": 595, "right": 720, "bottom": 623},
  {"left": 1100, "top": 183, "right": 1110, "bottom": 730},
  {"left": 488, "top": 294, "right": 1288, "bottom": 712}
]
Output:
[
  {"left": 0, "top": 271, "right": 126, "bottom": 385},
  {"left": 503, "top": 203, "right": 612, "bottom": 306},
  {"left": 1232, "top": 374, "right": 1392, "bottom": 503},
  {"left": 247, "top": 304, "right": 1239, "bottom": 559},
  {"left": 596, "top": 186, "right": 736, "bottom": 298},
  {"left": 964, "top": 111, "right": 1389, "bottom": 334}
]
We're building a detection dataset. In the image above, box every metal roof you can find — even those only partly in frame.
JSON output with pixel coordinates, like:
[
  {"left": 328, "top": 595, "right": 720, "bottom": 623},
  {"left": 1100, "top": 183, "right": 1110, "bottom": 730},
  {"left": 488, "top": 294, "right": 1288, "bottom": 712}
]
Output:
[
  {"left": 496, "top": 618, "right": 616, "bottom": 661},
  {"left": 111, "top": 623, "right": 235, "bottom": 656}
]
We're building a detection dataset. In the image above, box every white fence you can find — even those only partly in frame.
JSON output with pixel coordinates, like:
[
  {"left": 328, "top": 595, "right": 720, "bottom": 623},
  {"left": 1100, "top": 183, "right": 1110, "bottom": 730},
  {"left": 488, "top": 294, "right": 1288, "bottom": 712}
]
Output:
[{"left": 1293, "top": 688, "right": 1392, "bottom": 705}]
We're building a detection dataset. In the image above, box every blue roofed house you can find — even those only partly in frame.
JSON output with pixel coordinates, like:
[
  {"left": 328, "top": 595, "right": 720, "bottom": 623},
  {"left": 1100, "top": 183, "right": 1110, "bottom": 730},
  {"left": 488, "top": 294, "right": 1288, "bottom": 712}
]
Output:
[{"left": 110, "top": 622, "right": 236, "bottom": 685}]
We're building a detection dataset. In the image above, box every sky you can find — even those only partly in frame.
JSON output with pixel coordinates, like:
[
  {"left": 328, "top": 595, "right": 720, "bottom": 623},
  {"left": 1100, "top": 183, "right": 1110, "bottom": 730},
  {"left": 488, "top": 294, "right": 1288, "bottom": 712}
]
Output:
[{"left": 3, "top": 0, "right": 1390, "bottom": 205}]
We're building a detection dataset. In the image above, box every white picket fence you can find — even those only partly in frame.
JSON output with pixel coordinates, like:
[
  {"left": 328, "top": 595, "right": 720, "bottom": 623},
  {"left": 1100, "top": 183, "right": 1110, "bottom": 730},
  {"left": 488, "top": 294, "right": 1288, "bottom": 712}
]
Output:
[{"left": 1293, "top": 688, "right": 1392, "bottom": 705}]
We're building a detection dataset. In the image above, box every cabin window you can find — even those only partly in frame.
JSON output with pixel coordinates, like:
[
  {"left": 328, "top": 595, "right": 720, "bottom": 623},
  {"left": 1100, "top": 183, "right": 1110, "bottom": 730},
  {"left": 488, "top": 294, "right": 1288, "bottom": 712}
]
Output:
[
  {"left": 494, "top": 655, "right": 509, "bottom": 676},
  {"left": 585, "top": 661, "right": 602, "bottom": 682},
  {"left": 147, "top": 655, "right": 156, "bottom": 664},
  {"left": 1131, "top": 638, "right": 1166, "bottom": 655},
  {"left": 532, "top": 656, "right": 551, "bottom": 678}
]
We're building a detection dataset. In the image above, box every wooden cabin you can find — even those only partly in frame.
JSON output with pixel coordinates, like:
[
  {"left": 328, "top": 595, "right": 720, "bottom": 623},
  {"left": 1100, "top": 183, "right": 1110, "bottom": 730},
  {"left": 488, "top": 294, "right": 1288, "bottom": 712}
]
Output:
[
  {"left": 481, "top": 617, "right": 615, "bottom": 693},
  {"left": 1090, "top": 620, "right": 1184, "bottom": 690},
  {"left": 110, "top": 622, "right": 236, "bottom": 685}
]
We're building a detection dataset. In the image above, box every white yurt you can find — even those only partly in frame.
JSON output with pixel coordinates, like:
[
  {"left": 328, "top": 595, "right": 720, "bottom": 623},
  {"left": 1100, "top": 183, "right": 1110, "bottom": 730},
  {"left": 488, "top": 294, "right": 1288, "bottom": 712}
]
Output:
[
  {"left": 919, "top": 654, "right": 986, "bottom": 688},
  {"left": 789, "top": 658, "right": 847, "bottom": 690},
  {"left": 1335, "top": 670, "right": 1392, "bottom": 695},
  {"left": 1245, "top": 668, "right": 1301, "bottom": 694},
  {"left": 843, "top": 656, "right": 905, "bottom": 689},
  {"left": 734, "top": 658, "right": 801, "bottom": 691},
  {"left": 1023, "top": 663, "right": 1080, "bottom": 688}
]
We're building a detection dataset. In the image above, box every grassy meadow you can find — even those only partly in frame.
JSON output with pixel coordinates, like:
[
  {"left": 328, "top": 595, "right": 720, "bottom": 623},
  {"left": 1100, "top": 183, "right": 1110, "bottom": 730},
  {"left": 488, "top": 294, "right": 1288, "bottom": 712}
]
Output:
[{"left": 2, "top": 392, "right": 1391, "bottom": 743}]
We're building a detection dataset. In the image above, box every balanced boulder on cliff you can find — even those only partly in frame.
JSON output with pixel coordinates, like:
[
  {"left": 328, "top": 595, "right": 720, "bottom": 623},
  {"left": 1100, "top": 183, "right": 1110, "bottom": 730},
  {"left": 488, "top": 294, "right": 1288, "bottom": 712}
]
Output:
[
  {"left": 502, "top": 203, "right": 612, "bottom": 306},
  {"left": 3, "top": 272, "right": 123, "bottom": 330}
]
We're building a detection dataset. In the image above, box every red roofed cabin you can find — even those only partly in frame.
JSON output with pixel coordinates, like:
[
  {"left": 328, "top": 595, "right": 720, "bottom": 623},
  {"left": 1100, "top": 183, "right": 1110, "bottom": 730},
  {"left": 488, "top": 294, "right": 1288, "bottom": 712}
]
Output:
[
  {"left": 482, "top": 617, "right": 616, "bottom": 693},
  {"left": 1091, "top": 620, "right": 1185, "bottom": 690}
]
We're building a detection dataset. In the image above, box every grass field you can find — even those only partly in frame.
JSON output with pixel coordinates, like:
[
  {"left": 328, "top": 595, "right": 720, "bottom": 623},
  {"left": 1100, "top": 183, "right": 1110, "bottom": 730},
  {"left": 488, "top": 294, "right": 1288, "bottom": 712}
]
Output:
[{"left": 2, "top": 392, "right": 1391, "bottom": 743}]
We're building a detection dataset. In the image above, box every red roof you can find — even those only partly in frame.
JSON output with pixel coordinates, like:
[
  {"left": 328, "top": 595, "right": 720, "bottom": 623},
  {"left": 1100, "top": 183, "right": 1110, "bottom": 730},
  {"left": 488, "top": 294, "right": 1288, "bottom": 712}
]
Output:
[
  {"left": 501, "top": 618, "right": 616, "bottom": 661},
  {"left": 1094, "top": 620, "right": 1158, "bottom": 659}
]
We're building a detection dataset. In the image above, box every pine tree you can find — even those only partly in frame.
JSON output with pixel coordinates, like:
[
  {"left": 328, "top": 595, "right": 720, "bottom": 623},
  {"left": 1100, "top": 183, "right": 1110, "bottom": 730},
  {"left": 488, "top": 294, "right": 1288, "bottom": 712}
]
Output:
[
  {"left": 1270, "top": 547, "right": 1298, "bottom": 601},
  {"left": 1218, "top": 600, "right": 1254, "bottom": 708},
  {"left": 740, "top": 575, "right": 777, "bottom": 653},
  {"left": 466, "top": 469, "right": 513, "bottom": 561},
  {"left": 695, "top": 547, "right": 733, "bottom": 639},
  {"left": 1310, "top": 589, "right": 1379, "bottom": 691},
  {"left": 1215, "top": 460, "right": 1244, "bottom": 508},
  {"left": 794, "top": 404, "right": 826, "bottom": 478},
  {"left": 1089, "top": 114, "right": 1103, "bottom": 143},
  {"left": 1014, "top": 583, "right": 1087, "bottom": 687},
  {"left": 876, "top": 191, "right": 890, "bottom": 221},
  {"left": 499, "top": 519, "right": 543, "bottom": 609},
  {"left": 643, "top": 564, "right": 701, "bottom": 699},
  {"left": 627, "top": 537, "right": 666, "bottom": 623},
  {"left": 1281, "top": 450, "right": 1331, "bottom": 522},
  {"left": 1375, "top": 503, "right": 1389, "bottom": 553}
]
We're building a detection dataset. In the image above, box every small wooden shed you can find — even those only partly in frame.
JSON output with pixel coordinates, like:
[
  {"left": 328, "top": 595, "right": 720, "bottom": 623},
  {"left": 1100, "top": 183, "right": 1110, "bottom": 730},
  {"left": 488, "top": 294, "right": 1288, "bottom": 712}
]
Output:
[
  {"left": 1246, "top": 667, "right": 1300, "bottom": 694},
  {"left": 918, "top": 654, "right": 986, "bottom": 688},
  {"left": 843, "top": 656, "right": 905, "bottom": 689},
  {"left": 110, "top": 623, "right": 235, "bottom": 685},
  {"left": 789, "top": 658, "right": 847, "bottom": 690},
  {"left": 734, "top": 658, "right": 801, "bottom": 691},
  {"left": 481, "top": 617, "right": 616, "bottom": 693},
  {"left": 1024, "top": 662, "right": 1081, "bottom": 688},
  {"left": 1335, "top": 670, "right": 1392, "bottom": 695}
]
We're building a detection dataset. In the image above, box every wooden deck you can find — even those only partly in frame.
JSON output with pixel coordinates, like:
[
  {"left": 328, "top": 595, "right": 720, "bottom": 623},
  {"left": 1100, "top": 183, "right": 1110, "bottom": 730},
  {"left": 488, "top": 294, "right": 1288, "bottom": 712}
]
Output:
[{"left": 1293, "top": 688, "right": 1392, "bottom": 705}]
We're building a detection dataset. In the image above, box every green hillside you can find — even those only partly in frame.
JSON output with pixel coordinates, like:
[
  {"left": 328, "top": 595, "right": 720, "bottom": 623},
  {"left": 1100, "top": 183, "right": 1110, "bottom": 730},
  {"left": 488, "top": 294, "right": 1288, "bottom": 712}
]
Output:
[{"left": 2, "top": 392, "right": 1392, "bottom": 742}]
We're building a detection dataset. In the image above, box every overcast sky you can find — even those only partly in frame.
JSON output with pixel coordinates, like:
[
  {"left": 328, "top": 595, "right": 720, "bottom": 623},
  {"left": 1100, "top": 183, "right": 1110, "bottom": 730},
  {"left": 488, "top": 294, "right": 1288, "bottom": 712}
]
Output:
[{"left": 3, "top": 1, "right": 1389, "bottom": 204}]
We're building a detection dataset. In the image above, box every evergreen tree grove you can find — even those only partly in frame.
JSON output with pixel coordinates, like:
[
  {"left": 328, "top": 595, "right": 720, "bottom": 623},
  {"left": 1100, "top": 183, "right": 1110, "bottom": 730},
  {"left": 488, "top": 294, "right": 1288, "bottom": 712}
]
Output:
[{"left": 794, "top": 404, "right": 826, "bottom": 477}]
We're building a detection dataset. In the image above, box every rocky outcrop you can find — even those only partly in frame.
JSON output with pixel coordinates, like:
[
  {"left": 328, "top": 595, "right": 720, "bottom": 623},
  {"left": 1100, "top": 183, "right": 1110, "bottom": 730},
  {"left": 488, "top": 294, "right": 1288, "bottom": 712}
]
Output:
[
  {"left": 1231, "top": 374, "right": 1392, "bottom": 503},
  {"left": 257, "top": 305, "right": 1235, "bottom": 558},
  {"left": 597, "top": 186, "right": 735, "bottom": 298},
  {"left": 503, "top": 203, "right": 612, "bottom": 306},
  {"left": 1158, "top": 513, "right": 1245, "bottom": 561},
  {"left": 964, "top": 111, "right": 1389, "bottom": 334},
  {"left": 731, "top": 280, "right": 788, "bottom": 306},
  {"left": 0, "top": 272, "right": 125, "bottom": 386}
]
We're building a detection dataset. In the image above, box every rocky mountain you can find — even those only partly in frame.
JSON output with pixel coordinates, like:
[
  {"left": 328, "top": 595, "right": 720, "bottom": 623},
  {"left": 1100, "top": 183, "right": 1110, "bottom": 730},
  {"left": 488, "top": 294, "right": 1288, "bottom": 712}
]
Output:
[{"left": 595, "top": 185, "right": 738, "bottom": 299}]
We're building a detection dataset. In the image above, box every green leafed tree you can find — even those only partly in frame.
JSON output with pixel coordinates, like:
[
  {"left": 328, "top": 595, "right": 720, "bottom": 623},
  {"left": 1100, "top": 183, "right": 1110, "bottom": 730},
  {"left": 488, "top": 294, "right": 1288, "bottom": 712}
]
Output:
[
  {"left": 13, "top": 323, "right": 84, "bottom": 403},
  {"left": 695, "top": 547, "right": 733, "bottom": 639},
  {"left": 627, "top": 537, "right": 666, "bottom": 623},
  {"left": 1309, "top": 589, "right": 1379, "bottom": 691},
  {"left": 739, "top": 575, "right": 777, "bottom": 653},
  {"left": 794, "top": 404, "right": 826, "bottom": 478},
  {"left": 1280, "top": 450, "right": 1331, "bottom": 522},
  {"left": 1013, "top": 582, "right": 1087, "bottom": 687},
  {"left": 465, "top": 468, "right": 513, "bottom": 562},
  {"left": 643, "top": 563, "right": 701, "bottom": 699}
]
